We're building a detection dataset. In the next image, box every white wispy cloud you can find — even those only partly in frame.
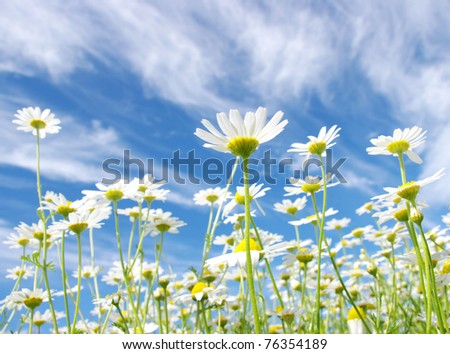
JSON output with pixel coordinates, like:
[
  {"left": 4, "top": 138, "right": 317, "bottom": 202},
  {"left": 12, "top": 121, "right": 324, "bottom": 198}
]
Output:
[{"left": 1, "top": 0, "right": 449, "bottom": 206}]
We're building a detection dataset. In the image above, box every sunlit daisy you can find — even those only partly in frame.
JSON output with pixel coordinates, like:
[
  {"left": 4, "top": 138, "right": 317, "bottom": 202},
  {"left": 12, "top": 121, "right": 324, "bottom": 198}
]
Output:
[
  {"left": 372, "top": 169, "right": 445, "bottom": 202},
  {"left": 367, "top": 127, "right": 426, "bottom": 164},
  {"left": 194, "top": 187, "right": 231, "bottom": 206},
  {"left": 195, "top": 107, "right": 288, "bottom": 158},
  {"left": 284, "top": 174, "right": 338, "bottom": 196},
  {"left": 41, "top": 193, "right": 84, "bottom": 218},
  {"left": 72, "top": 265, "right": 101, "bottom": 279},
  {"left": 223, "top": 183, "right": 270, "bottom": 216},
  {"left": 7, "top": 288, "right": 50, "bottom": 310},
  {"left": 324, "top": 217, "right": 351, "bottom": 231},
  {"left": 145, "top": 209, "right": 186, "bottom": 236},
  {"left": 5, "top": 265, "right": 34, "bottom": 280},
  {"left": 82, "top": 180, "right": 137, "bottom": 203},
  {"left": 288, "top": 125, "right": 341, "bottom": 158},
  {"left": 205, "top": 239, "right": 290, "bottom": 269},
  {"left": 289, "top": 208, "right": 339, "bottom": 226},
  {"left": 13, "top": 107, "right": 61, "bottom": 138},
  {"left": 273, "top": 197, "right": 307, "bottom": 216},
  {"left": 50, "top": 208, "right": 109, "bottom": 235}
]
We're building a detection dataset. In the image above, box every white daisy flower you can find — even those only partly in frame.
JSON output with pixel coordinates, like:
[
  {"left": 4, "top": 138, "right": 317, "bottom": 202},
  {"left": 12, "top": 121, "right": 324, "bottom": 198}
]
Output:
[
  {"left": 372, "top": 169, "right": 445, "bottom": 202},
  {"left": 324, "top": 217, "right": 351, "bottom": 231},
  {"left": 41, "top": 193, "right": 85, "bottom": 218},
  {"left": 12, "top": 107, "right": 61, "bottom": 138},
  {"left": 289, "top": 208, "right": 339, "bottom": 226},
  {"left": 50, "top": 208, "right": 109, "bottom": 235},
  {"left": 355, "top": 201, "right": 380, "bottom": 215},
  {"left": 223, "top": 210, "right": 256, "bottom": 225},
  {"left": 367, "top": 126, "right": 426, "bottom": 164},
  {"left": 223, "top": 183, "right": 270, "bottom": 216},
  {"left": 82, "top": 180, "right": 137, "bottom": 203},
  {"left": 288, "top": 125, "right": 341, "bottom": 158},
  {"left": 3, "top": 232, "right": 34, "bottom": 249},
  {"left": 205, "top": 239, "right": 290, "bottom": 269},
  {"left": 5, "top": 265, "right": 34, "bottom": 280},
  {"left": 273, "top": 197, "right": 307, "bottom": 216},
  {"left": 195, "top": 107, "right": 288, "bottom": 158},
  {"left": 347, "top": 307, "right": 367, "bottom": 334},
  {"left": 72, "top": 265, "right": 101, "bottom": 279},
  {"left": 194, "top": 187, "right": 231, "bottom": 206},
  {"left": 145, "top": 209, "right": 186, "bottom": 236},
  {"left": 284, "top": 174, "right": 339, "bottom": 196},
  {"left": 28, "top": 310, "right": 64, "bottom": 327},
  {"left": 7, "top": 288, "right": 50, "bottom": 310},
  {"left": 436, "top": 260, "right": 450, "bottom": 286},
  {"left": 92, "top": 293, "right": 121, "bottom": 308}
]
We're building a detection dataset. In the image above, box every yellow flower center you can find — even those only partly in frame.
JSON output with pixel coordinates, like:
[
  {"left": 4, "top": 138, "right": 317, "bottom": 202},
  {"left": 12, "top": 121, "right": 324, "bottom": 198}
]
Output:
[
  {"left": 295, "top": 248, "right": 314, "bottom": 263},
  {"left": 393, "top": 208, "right": 409, "bottom": 222},
  {"left": 227, "top": 137, "right": 259, "bottom": 158},
  {"left": 397, "top": 181, "right": 420, "bottom": 201},
  {"left": 442, "top": 260, "right": 450, "bottom": 274},
  {"left": 308, "top": 141, "right": 327, "bottom": 155},
  {"left": 234, "top": 192, "right": 248, "bottom": 205},
  {"left": 352, "top": 228, "right": 363, "bottom": 238},
  {"left": 69, "top": 222, "right": 89, "bottom": 234},
  {"left": 347, "top": 306, "right": 366, "bottom": 321},
  {"left": 301, "top": 183, "right": 321, "bottom": 194},
  {"left": 191, "top": 282, "right": 207, "bottom": 295},
  {"left": 29, "top": 119, "right": 46, "bottom": 130},
  {"left": 233, "top": 238, "right": 262, "bottom": 253},
  {"left": 225, "top": 236, "right": 234, "bottom": 246},
  {"left": 57, "top": 203, "right": 76, "bottom": 218},
  {"left": 33, "top": 319, "right": 46, "bottom": 327},
  {"left": 18, "top": 238, "right": 30, "bottom": 247},
  {"left": 138, "top": 186, "right": 147, "bottom": 192},
  {"left": 363, "top": 202, "right": 373, "bottom": 211},
  {"left": 286, "top": 206, "right": 298, "bottom": 215},
  {"left": 24, "top": 297, "right": 43, "bottom": 310},
  {"left": 206, "top": 194, "right": 219, "bottom": 203},
  {"left": 386, "top": 140, "right": 410, "bottom": 154},
  {"left": 105, "top": 190, "right": 124, "bottom": 201},
  {"left": 156, "top": 223, "right": 171, "bottom": 233},
  {"left": 129, "top": 211, "right": 140, "bottom": 218},
  {"left": 144, "top": 195, "right": 156, "bottom": 203}
]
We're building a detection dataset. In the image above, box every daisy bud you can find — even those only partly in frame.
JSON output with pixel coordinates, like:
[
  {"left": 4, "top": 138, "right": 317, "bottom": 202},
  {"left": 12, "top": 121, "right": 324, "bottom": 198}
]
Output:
[
  {"left": 158, "top": 275, "right": 171, "bottom": 289},
  {"left": 367, "top": 263, "right": 378, "bottom": 277},
  {"left": 410, "top": 208, "right": 424, "bottom": 225},
  {"left": 393, "top": 208, "right": 409, "bottom": 222}
]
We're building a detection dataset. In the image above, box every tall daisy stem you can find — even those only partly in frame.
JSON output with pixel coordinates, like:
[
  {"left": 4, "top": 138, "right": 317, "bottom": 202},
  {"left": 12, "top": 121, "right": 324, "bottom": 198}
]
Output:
[
  {"left": 243, "top": 158, "right": 261, "bottom": 333},
  {"left": 71, "top": 233, "right": 82, "bottom": 332},
  {"left": 35, "top": 130, "right": 59, "bottom": 333}
]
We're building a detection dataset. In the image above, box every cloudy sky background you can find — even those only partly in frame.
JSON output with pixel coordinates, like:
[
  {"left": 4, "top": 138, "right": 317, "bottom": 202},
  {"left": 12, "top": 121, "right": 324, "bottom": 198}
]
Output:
[{"left": 1, "top": 1, "right": 449, "bottom": 300}]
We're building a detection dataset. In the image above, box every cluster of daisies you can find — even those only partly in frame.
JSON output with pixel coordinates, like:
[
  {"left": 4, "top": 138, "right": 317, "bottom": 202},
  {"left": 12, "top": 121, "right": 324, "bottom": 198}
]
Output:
[{"left": 1, "top": 106, "right": 449, "bottom": 334}]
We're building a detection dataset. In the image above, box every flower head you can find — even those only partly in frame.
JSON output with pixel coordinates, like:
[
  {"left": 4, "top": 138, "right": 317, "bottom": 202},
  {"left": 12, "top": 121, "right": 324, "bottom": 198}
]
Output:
[
  {"left": 7, "top": 288, "right": 49, "bottom": 310},
  {"left": 195, "top": 107, "right": 288, "bottom": 158},
  {"left": 372, "top": 169, "right": 445, "bottom": 202},
  {"left": 288, "top": 125, "right": 341, "bottom": 158},
  {"left": 194, "top": 187, "right": 231, "bottom": 206},
  {"left": 274, "top": 197, "right": 307, "bottom": 216},
  {"left": 367, "top": 126, "right": 426, "bottom": 164},
  {"left": 13, "top": 107, "right": 61, "bottom": 138}
]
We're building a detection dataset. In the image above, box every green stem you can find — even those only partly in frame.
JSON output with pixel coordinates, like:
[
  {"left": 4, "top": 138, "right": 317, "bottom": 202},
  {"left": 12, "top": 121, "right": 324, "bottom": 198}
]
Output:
[
  {"left": 60, "top": 229, "right": 71, "bottom": 332},
  {"left": 71, "top": 233, "right": 82, "bottom": 332},
  {"left": 243, "top": 158, "right": 261, "bottom": 333}
]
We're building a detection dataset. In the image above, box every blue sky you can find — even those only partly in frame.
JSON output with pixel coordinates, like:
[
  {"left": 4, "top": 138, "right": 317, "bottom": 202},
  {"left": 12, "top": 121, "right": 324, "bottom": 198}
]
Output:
[{"left": 1, "top": 1, "right": 450, "bottom": 298}]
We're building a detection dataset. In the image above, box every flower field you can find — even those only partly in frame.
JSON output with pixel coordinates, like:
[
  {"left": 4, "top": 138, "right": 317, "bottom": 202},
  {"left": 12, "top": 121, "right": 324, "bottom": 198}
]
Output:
[{"left": 1, "top": 106, "right": 449, "bottom": 334}]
